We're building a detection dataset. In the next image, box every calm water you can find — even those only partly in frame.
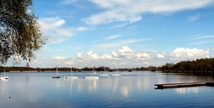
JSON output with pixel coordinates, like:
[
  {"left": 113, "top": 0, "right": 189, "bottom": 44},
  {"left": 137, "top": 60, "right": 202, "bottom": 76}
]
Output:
[{"left": 1, "top": 71, "right": 214, "bottom": 108}]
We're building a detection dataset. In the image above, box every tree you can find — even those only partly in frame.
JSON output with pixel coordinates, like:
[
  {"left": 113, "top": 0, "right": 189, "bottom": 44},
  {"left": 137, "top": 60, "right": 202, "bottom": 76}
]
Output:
[{"left": 0, "top": 0, "right": 45, "bottom": 64}]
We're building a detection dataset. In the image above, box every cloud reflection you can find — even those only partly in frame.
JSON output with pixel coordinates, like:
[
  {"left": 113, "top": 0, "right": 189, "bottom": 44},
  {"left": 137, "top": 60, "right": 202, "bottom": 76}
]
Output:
[
  {"left": 1, "top": 72, "right": 214, "bottom": 108},
  {"left": 175, "top": 87, "right": 200, "bottom": 94}
]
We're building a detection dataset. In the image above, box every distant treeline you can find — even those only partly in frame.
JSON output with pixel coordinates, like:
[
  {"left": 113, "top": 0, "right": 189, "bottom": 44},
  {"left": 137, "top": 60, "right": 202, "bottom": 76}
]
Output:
[
  {"left": 1, "top": 58, "right": 214, "bottom": 75},
  {"left": 157, "top": 58, "right": 214, "bottom": 74},
  {"left": 0, "top": 66, "right": 152, "bottom": 72}
]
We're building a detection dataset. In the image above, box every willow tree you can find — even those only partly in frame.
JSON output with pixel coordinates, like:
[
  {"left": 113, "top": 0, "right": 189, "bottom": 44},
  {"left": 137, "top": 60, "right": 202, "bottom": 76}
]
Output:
[{"left": 0, "top": 0, "right": 45, "bottom": 65}]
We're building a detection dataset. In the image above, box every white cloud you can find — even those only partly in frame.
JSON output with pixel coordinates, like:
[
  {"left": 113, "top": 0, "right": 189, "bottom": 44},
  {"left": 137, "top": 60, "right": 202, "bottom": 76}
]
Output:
[
  {"left": 84, "top": 5, "right": 142, "bottom": 25},
  {"left": 52, "top": 56, "right": 66, "bottom": 60},
  {"left": 77, "top": 52, "right": 84, "bottom": 59},
  {"left": 105, "top": 34, "right": 122, "bottom": 40},
  {"left": 171, "top": 48, "right": 209, "bottom": 59},
  {"left": 61, "top": 0, "right": 78, "bottom": 5},
  {"left": 117, "top": 46, "right": 133, "bottom": 59},
  {"left": 95, "top": 38, "right": 150, "bottom": 49},
  {"left": 52, "top": 19, "right": 65, "bottom": 27},
  {"left": 86, "top": 51, "right": 113, "bottom": 60},
  {"left": 87, "top": 51, "right": 100, "bottom": 59},
  {"left": 29, "top": 46, "right": 213, "bottom": 68},
  {"left": 111, "top": 23, "right": 129, "bottom": 28},
  {"left": 190, "top": 35, "right": 214, "bottom": 45},
  {"left": 51, "top": 56, "right": 75, "bottom": 67},
  {"left": 100, "top": 54, "right": 113, "bottom": 60},
  {"left": 190, "top": 41, "right": 211, "bottom": 45},
  {"left": 79, "top": 46, "right": 135, "bottom": 62},
  {"left": 193, "top": 35, "right": 214, "bottom": 39},
  {"left": 77, "top": 26, "right": 89, "bottom": 31},
  {"left": 137, "top": 53, "right": 150, "bottom": 59},
  {"left": 65, "top": 60, "right": 74, "bottom": 66},
  {"left": 118, "top": 46, "right": 133, "bottom": 53},
  {"left": 157, "top": 54, "right": 165, "bottom": 58},
  {"left": 112, "top": 51, "right": 119, "bottom": 58},
  {"left": 145, "top": 61, "right": 151, "bottom": 65},
  {"left": 48, "top": 38, "right": 64, "bottom": 44},
  {"left": 38, "top": 17, "right": 75, "bottom": 43},
  {"left": 85, "top": 0, "right": 214, "bottom": 25},
  {"left": 187, "top": 14, "right": 201, "bottom": 22}
]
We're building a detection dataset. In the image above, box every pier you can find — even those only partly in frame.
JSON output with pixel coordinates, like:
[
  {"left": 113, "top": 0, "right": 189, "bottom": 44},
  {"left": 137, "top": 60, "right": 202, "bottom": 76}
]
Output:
[{"left": 155, "top": 82, "right": 214, "bottom": 89}]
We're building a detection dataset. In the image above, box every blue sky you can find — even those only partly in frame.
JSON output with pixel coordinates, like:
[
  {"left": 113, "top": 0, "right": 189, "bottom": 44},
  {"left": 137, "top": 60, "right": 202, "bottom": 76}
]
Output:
[{"left": 11, "top": 0, "right": 214, "bottom": 68}]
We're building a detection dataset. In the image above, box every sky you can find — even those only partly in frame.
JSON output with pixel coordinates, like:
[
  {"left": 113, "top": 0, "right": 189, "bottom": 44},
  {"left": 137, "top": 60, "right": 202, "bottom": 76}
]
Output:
[{"left": 8, "top": 0, "right": 214, "bottom": 68}]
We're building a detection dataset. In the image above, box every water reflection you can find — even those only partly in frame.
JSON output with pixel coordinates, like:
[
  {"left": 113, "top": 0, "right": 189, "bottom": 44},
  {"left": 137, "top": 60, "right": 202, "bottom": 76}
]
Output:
[
  {"left": 87, "top": 79, "right": 98, "bottom": 93},
  {"left": 175, "top": 87, "right": 199, "bottom": 94},
  {"left": 68, "top": 80, "right": 78, "bottom": 98},
  {"left": 73, "top": 75, "right": 155, "bottom": 98},
  {"left": 155, "top": 73, "right": 214, "bottom": 84},
  {"left": 1, "top": 71, "right": 214, "bottom": 108},
  {"left": 119, "top": 85, "right": 129, "bottom": 97}
]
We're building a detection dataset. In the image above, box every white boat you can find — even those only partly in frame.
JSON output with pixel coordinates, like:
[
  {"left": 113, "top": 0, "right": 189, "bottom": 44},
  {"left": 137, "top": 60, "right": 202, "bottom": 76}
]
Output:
[
  {"left": 84, "top": 76, "right": 99, "bottom": 80},
  {"left": 64, "top": 76, "right": 78, "bottom": 80},
  {"left": 52, "top": 67, "right": 60, "bottom": 79},
  {"left": 64, "top": 68, "right": 78, "bottom": 80},
  {"left": 0, "top": 66, "right": 9, "bottom": 80},
  {"left": 99, "top": 67, "right": 109, "bottom": 77},
  {"left": 111, "top": 65, "right": 121, "bottom": 77},
  {"left": 111, "top": 73, "right": 121, "bottom": 77},
  {"left": 99, "top": 74, "right": 109, "bottom": 77},
  {"left": 0, "top": 76, "right": 9, "bottom": 80},
  {"left": 84, "top": 66, "right": 99, "bottom": 80}
]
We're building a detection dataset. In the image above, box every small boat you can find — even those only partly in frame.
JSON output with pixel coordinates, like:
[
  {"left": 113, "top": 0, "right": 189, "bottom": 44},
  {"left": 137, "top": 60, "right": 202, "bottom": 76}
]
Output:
[
  {"left": 64, "top": 68, "right": 78, "bottom": 80},
  {"left": 64, "top": 76, "right": 78, "bottom": 80},
  {"left": 0, "top": 76, "right": 9, "bottom": 80},
  {"left": 84, "top": 66, "right": 99, "bottom": 80},
  {"left": 0, "top": 66, "right": 9, "bottom": 80},
  {"left": 84, "top": 76, "right": 99, "bottom": 80},
  {"left": 111, "top": 73, "right": 121, "bottom": 77},
  {"left": 99, "top": 67, "right": 109, "bottom": 77},
  {"left": 52, "top": 67, "right": 61, "bottom": 79},
  {"left": 111, "top": 65, "right": 121, "bottom": 77},
  {"left": 52, "top": 76, "right": 60, "bottom": 79},
  {"left": 99, "top": 74, "right": 109, "bottom": 77}
]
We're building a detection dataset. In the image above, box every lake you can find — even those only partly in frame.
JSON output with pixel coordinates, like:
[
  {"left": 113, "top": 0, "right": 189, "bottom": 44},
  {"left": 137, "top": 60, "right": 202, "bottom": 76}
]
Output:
[{"left": 1, "top": 71, "right": 214, "bottom": 108}]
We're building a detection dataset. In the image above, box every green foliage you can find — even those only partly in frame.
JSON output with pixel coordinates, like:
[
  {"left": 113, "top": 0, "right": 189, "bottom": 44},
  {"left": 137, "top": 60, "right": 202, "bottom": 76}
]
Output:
[
  {"left": 0, "top": 0, "right": 45, "bottom": 64},
  {"left": 159, "top": 58, "right": 214, "bottom": 74}
]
